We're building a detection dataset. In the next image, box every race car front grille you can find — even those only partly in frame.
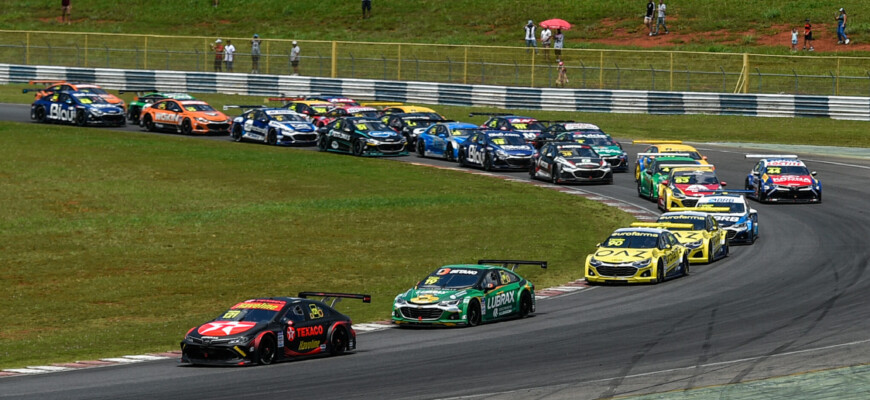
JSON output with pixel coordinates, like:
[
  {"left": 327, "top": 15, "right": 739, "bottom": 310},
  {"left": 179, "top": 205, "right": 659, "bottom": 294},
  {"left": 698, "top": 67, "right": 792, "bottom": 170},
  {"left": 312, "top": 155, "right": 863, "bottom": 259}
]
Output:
[
  {"left": 773, "top": 187, "right": 818, "bottom": 201},
  {"left": 207, "top": 123, "right": 230, "bottom": 132},
  {"left": 400, "top": 307, "right": 444, "bottom": 320},
  {"left": 681, "top": 199, "right": 698, "bottom": 207},
  {"left": 604, "top": 157, "right": 625, "bottom": 167},
  {"left": 726, "top": 230, "right": 738, "bottom": 240},
  {"left": 184, "top": 345, "right": 240, "bottom": 362},
  {"left": 595, "top": 266, "right": 638, "bottom": 277},
  {"left": 377, "top": 143, "right": 406, "bottom": 153},
  {"left": 506, "top": 158, "right": 532, "bottom": 168},
  {"left": 571, "top": 170, "right": 607, "bottom": 179},
  {"left": 288, "top": 133, "right": 317, "bottom": 142}
]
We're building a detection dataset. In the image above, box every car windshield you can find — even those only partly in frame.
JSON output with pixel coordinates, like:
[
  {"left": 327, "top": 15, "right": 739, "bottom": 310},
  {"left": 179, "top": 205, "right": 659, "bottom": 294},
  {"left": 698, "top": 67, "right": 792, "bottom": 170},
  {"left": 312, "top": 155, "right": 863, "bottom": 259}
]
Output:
[
  {"left": 214, "top": 300, "right": 286, "bottom": 323},
  {"left": 700, "top": 201, "right": 745, "bottom": 213},
  {"left": 354, "top": 121, "right": 391, "bottom": 131},
  {"left": 407, "top": 113, "right": 443, "bottom": 120},
  {"left": 418, "top": 268, "right": 482, "bottom": 289},
  {"left": 672, "top": 171, "right": 719, "bottom": 185},
  {"left": 449, "top": 128, "right": 479, "bottom": 137},
  {"left": 658, "top": 215, "right": 706, "bottom": 230},
  {"left": 354, "top": 111, "right": 381, "bottom": 118},
  {"left": 603, "top": 232, "right": 659, "bottom": 248},
  {"left": 182, "top": 103, "right": 217, "bottom": 112},
  {"left": 73, "top": 94, "right": 109, "bottom": 104},
  {"left": 77, "top": 87, "right": 109, "bottom": 95},
  {"left": 557, "top": 146, "right": 598, "bottom": 158},
  {"left": 490, "top": 135, "right": 527, "bottom": 146},
  {"left": 655, "top": 160, "right": 698, "bottom": 174},
  {"left": 765, "top": 165, "right": 810, "bottom": 175},
  {"left": 510, "top": 121, "right": 545, "bottom": 131},
  {"left": 268, "top": 112, "right": 307, "bottom": 122},
  {"left": 578, "top": 136, "right": 615, "bottom": 146}
]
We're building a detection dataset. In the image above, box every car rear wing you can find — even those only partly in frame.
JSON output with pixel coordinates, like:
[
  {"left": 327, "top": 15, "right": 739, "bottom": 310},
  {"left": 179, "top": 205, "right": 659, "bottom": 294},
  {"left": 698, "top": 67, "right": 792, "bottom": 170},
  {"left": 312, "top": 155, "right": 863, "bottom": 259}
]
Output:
[
  {"left": 633, "top": 140, "right": 683, "bottom": 144},
  {"left": 223, "top": 104, "right": 266, "bottom": 111},
  {"left": 669, "top": 207, "right": 731, "bottom": 213},
  {"left": 477, "top": 259, "right": 547, "bottom": 272},
  {"left": 298, "top": 292, "right": 372, "bottom": 307},
  {"left": 636, "top": 152, "right": 691, "bottom": 157},
  {"left": 468, "top": 112, "right": 512, "bottom": 117},
  {"left": 657, "top": 163, "right": 714, "bottom": 169},
  {"left": 744, "top": 154, "right": 798, "bottom": 159},
  {"left": 630, "top": 222, "right": 695, "bottom": 230},
  {"left": 266, "top": 93, "right": 321, "bottom": 103},
  {"left": 360, "top": 102, "right": 404, "bottom": 108}
]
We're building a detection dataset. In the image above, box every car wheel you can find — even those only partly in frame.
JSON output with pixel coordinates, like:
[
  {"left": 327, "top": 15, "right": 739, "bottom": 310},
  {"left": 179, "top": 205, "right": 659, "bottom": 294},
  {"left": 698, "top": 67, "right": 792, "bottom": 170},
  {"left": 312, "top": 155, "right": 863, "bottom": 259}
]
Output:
[
  {"left": 446, "top": 145, "right": 454, "bottom": 161},
  {"left": 635, "top": 164, "right": 641, "bottom": 181},
  {"left": 352, "top": 138, "right": 365, "bottom": 156},
  {"left": 655, "top": 262, "right": 665, "bottom": 284},
  {"left": 605, "top": 172, "right": 614, "bottom": 185},
  {"left": 637, "top": 181, "right": 644, "bottom": 199},
  {"left": 519, "top": 292, "right": 533, "bottom": 318},
  {"left": 551, "top": 165, "right": 560, "bottom": 184},
  {"left": 722, "top": 241, "right": 729, "bottom": 257},
  {"left": 416, "top": 139, "right": 425, "bottom": 157},
  {"left": 707, "top": 242, "right": 715, "bottom": 263},
  {"left": 317, "top": 135, "right": 329, "bottom": 151},
  {"left": 682, "top": 256, "right": 690, "bottom": 276},
  {"left": 35, "top": 106, "right": 46, "bottom": 123},
  {"left": 483, "top": 153, "right": 493, "bottom": 171},
  {"left": 75, "top": 110, "right": 87, "bottom": 126},
  {"left": 458, "top": 149, "right": 467, "bottom": 167},
  {"left": 329, "top": 326, "right": 348, "bottom": 356},
  {"left": 267, "top": 129, "right": 277, "bottom": 145},
  {"left": 127, "top": 107, "right": 140, "bottom": 124},
  {"left": 181, "top": 118, "right": 193, "bottom": 135},
  {"left": 143, "top": 114, "right": 155, "bottom": 131},
  {"left": 255, "top": 335, "right": 276, "bottom": 365},
  {"left": 231, "top": 124, "right": 243, "bottom": 142},
  {"left": 529, "top": 163, "right": 536, "bottom": 179},
  {"left": 466, "top": 299, "right": 481, "bottom": 327}
]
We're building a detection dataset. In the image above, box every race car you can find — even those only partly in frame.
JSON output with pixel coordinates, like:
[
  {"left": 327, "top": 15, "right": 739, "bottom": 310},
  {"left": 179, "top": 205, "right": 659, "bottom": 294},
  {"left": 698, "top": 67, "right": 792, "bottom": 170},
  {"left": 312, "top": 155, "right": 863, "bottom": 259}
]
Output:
[
  {"left": 307, "top": 96, "right": 359, "bottom": 107},
  {"left": 124, "top": 92, "right": 195, "bottom": 125},
  {"left": 694, "top": 194, "right": 758, "bottom": 244},
  {"left": 23, "top": 80, "right": 125, "bottom": 109},
  {"left": 637, "top": 155, "right": 701, "bottom": 201},
  {"left": 281, "top": 100, "right": 335, "bottom": 126},
  {"left": 657, "top": 165, "right": 724, "bottom": 211},
  {"left": 382, "top": 112, "right": 446, "bottom": 147},
  {"left": 140, "top": 99, "right": 231, "bottom": 135},
  {"left": 228, "top": 107, "right": 318, "bottom": 145},
  {"left": 634, "top": 141, "right": 709, "bottom": 180},
  {"left": 392, "top": 260, "right": 545, "bottom": 327},
  {"left": 585, "top": 227, "right": 689, "bottom": 284},
  {"left": 31, "top": 90, "right": 126, "bottom": 127},
  {"left": 744, "top": 155, "right": 822, "bottom": 203},
  {"left": 317, "top": 106, "right": 383, "bottom": 126},
  {"left": 415, "top": 122, "right": 481, "bottom": 161},
  {"left": 181, "top": 292, "right": 370, "bottom": 366},
  {"left": 457, "top": 130, "right": 536, "bottom": 171},
  {"left": 634, "top": 210, "right": 729, "bottom": 264},
  {"left": 552, "top": 126, "right": 629, "bottom": 172},
  {"left": 317, "top": 116, "right": 407, "bottom": 156},
  {"left": 529, "top": 141, "right": 613, "bottom": 184},
  {"left": 475, "top": 114, "right": 546, "bottom": 144}
]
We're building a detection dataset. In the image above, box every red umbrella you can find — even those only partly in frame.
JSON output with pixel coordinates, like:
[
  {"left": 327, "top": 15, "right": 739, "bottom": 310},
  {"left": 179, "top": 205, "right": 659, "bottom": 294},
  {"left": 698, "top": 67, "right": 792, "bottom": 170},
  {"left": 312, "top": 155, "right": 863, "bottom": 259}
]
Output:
[{"left": 540, "top": 19, "right": 571, "bottom": 30}]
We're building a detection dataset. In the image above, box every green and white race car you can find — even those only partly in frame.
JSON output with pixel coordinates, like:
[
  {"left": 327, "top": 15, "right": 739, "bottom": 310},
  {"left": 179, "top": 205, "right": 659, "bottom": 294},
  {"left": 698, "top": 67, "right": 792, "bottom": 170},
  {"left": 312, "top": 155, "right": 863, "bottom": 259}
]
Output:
[{"left": 392, "top": 260, "right": 546, "bottom": 327}]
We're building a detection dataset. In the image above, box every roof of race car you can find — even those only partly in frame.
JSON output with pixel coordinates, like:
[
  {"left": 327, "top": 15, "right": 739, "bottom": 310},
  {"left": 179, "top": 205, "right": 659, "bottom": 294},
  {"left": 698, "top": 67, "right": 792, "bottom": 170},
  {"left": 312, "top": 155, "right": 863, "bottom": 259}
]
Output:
[
  {"left": 437, "top": 122, "right": 478, "bottom": 129},
  {"left": 504, "top": 116, "right": 536, "bottom": 122},
  {"left": 387, "top": 105, "right": 437, "bottom": 113},
  {"left": 560, "top": 122, "right": 600, "bottom": 130},
  {"left": 564, "top": 131, "right": 609, "bottom": 138},
  {"left": 613, "top": 227, "right": 666, "bottom": 235},
  {"left": 290, "top": 100, "right": 334, "bottom": 106},
  {"left": 481, "top": 130, "right": 523, "bottom": 137},
  {"left": 661, "top": 211, "right": 709, "bottom": 218},
  {"left": 554, "top": 143, "right": 593, "bottom": 149},
  {"left": 763, "top": 159, "right": 807, "bottom": 166}
]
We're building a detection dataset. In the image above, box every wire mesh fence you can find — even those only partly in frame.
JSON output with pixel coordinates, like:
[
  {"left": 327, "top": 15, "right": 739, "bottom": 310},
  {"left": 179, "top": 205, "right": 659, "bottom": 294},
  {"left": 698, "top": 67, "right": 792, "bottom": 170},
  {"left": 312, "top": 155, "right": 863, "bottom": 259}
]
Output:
[{"left": 2, "top": 30, "right": 870, "bottom": 96}]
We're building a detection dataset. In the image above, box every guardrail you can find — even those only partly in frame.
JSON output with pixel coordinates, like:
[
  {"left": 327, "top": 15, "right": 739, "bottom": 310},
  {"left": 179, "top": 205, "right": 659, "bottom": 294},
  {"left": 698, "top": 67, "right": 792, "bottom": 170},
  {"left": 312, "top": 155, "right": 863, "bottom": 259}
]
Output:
[{"left": 3, "top": 63, "right": 868, "bottom": 121}]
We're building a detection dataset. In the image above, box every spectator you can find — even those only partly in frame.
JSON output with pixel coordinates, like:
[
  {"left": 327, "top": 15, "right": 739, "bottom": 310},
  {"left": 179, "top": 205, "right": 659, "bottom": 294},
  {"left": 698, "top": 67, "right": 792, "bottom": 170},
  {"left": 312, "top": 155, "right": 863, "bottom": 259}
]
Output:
[
  {"left": 556, "top": 61, "right": 569, "bottom": 87},
  {"left": 541, "top": 26, "right": 552, "bottom": 60},
  {"left": 251, "top": 34, "right": 261, "bottom": 74},
  {"left": 224, "top": 40, "right": 236, "bottom": 72},
  {"left": 524, "top": 20, "right": 537, "bottom": 53},
  {"left": 836, "top": 8, "right": 850, "bottom": 45},
  {"left": 654, "top": 0, "right": 669, "bottom": 35},
  {"left": 61, "top": 0, "right": 71, "bottom": 25},
  {"left": 645, "top": 0, "right": 655, "bottom": 36},
  {"left": 804, "top": 19, "right": 814, "bottom": 51},
  {"left": 211, "top": 39, "right": 224, "bottom": 72},
  {"left": 791, "top": 28, "right": 798, "bottom": 52},
  {"left": 290, "top": 41, "right": 300, "bottom": 75},
  {"left": 362, "top": 0, "right": 372, "bottom": 19},
  {"left": 213, "top": 0, "right": 219, "bottom": 7},
  {"left": 553, "top": 29, "right": 564, "bottom": 61}
]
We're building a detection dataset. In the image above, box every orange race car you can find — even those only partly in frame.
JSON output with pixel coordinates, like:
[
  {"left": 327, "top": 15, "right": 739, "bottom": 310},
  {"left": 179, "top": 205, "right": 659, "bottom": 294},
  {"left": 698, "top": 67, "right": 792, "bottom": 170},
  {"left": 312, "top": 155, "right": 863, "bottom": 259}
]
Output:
[
  {"left": 22, "top": 80, "right": 125, "bottom": 109},
  {"left": 140, "top": 99, "right": 231, "bottom": 135}
]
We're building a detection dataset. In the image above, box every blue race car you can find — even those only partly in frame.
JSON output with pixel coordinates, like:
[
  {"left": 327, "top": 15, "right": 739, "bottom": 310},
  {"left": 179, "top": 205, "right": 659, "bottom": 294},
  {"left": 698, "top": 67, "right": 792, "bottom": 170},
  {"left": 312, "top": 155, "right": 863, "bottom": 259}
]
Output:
[
  {"left": 317, "top": 116, "right": 407, "bottom": 157},
  {"left": 30, "top": 90, "right": 125, "bottom": 127},
  {"left": 414, "top": 122, "right": 480, "bottom": 161},
  {"left": 229, "top": 107, "right": 318, "bottom": 146},
  {"left": 457, "top": 130, "right": 536, "bottom": 171},
  {"left": 477, "top": 115, "right": 546, "bottom": 144},
  {"left": 744, "top": 155, "right": 822, "bottom": 203},
  {"left": 694, "top": 193, "right": 758, "bottom": 245}
]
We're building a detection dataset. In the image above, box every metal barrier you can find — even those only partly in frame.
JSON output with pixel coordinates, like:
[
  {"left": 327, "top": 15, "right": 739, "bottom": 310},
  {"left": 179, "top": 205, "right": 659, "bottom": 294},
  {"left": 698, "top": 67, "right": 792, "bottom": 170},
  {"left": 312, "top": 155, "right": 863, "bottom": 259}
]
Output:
[
  {"left": 4, "top": 63, "right": 869, "bottom": 121},
  {"left": 2, "top": 30, "right": 870, "bottom": 96}
]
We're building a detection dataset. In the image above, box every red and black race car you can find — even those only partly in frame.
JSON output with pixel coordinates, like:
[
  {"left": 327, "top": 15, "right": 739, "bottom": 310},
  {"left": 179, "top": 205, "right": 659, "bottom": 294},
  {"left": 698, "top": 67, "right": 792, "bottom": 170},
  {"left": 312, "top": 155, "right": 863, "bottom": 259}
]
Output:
[{"left": 180, "top": 292, "right": 370, "bottom": 366}]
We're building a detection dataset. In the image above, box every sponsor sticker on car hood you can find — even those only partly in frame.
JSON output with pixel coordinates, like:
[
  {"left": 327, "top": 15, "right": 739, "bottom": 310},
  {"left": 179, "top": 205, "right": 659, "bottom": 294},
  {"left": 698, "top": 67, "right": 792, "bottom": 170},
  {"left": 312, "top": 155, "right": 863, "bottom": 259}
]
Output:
[
  {"left": 675, "top": 184, "right": 720, "bottom": 195},
  {"left": 768, "top": 175, "right": 813, "bottom": 186},
  {"left": 592, "top": 248, "right": 655, "bottom": 263},
  {"left": 196, "top": 321, "right": 257, "bottom": 337}
]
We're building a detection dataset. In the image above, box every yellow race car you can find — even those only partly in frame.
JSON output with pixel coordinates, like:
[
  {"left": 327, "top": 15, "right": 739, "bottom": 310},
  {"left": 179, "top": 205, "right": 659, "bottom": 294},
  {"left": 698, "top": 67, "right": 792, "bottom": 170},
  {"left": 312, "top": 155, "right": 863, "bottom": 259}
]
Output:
[
  {"left": 633, "top": 208, "right": 729, "bottom": 264},
  {"left": 634, "top": 140, "right": 710, "bottom": 180},
  {"left": 657, "top": 165, "right": 724, "bottom": 211},
  {"left": 585, "top": 227, "right": 689, "bottom": 284}
]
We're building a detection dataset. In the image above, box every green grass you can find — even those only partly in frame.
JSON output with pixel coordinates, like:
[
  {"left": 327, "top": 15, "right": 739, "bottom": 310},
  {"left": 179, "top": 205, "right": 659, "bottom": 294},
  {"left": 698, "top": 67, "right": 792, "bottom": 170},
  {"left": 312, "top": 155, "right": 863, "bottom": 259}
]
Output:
[{"left": 0, "top": 121, "right": 635, "bottom": 369}]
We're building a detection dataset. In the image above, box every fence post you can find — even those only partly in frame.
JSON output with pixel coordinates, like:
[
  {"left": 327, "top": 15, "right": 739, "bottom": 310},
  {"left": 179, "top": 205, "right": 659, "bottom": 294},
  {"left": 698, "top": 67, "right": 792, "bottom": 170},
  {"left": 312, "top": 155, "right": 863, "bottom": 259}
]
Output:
[
  {"left": 134, "top": 46, "right": 139, "bottom": 70},
  {"left": 720, "top": 66, "right": 726, "bottom": 92},
  {"left": 599, "top": 50, "right": 604, "bottom": 89},
  {"left": 144, "top": 36, "right": 148, "bottom": 70},
  {"left": 397, "top": 44, "right": 402, "bottom": 81},
  {"left": 829, "top": 71, "right": 836, "bottom": 95},
  {"left": 75, "top": 44, "right": 80, "bottom": 67},
  {"left": 755, "top": 67, "right": 761, "bottom": 92},
  {"left": 669, "top": 52, "right": 674, "bottom": 91},
  {"left": 20, "top": 41, "right": 25, "bottom": 64},
  {"left": 463, "top": 47, "right": 468, "bottom": 84},
  {"left": 265, "top": 40, "right": 270, "bottom": 75},
  {"left": 480, "top": 60, "right": 485, "bottom": 84},
  {"left": 686, "top": 68, "right": 690, "bottom": 91},
  {"left": 331, "top": 41, "right": 337, "bottom": 78},
  {"left": 85, "top": 34, "right": 89, "bottom": 67},
  {"left": 25, "top": 32, "right": 30, "bottom": 65},
  {"left": 548, "top": 63, "right": 552, "bottom": 88},
  {"left": 415, "top": 56, "right": 419, "bottom": 80},
  {"left": 742, "top": 53, "right": 749, "bottom": 93}
]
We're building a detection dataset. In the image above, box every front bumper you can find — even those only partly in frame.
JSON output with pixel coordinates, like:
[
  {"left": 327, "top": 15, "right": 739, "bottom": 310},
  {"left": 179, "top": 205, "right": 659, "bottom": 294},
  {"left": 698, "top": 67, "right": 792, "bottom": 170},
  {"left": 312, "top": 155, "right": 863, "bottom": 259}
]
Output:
[
  {"left": 363, "top": 142, "right": 408, "bottom": 157},
  {"left": 603, "top": 156, "right": 629, "bottom": 172},
  {"left": 764, "top": 186, "right": 821, "bottom": 203},
  {"left": 557, "top": 167, "right": 612, "bottom": 183},
  {"left": 493, "top": 156, "right": 533, "bottom": 170},
  {"left": 278, "top": 132, "right": 318, "bottom": 146},
  {"left": 721, "top": 224, "right": 754, "bottom": 244},
  {"left": 585, "top": 264, "right": 657, "bottom": 283},
  {"left": 191, "top": 121, "right": 231, "bottom": 135},
  {"left": 180, "top": 341, "right": 253, "bottom": 366},
  {"left": 88, "top": 113, "right": 126, "bottom": 126},
  {"left": 391, "top": 305, "right": 466, "bottom": 326}
]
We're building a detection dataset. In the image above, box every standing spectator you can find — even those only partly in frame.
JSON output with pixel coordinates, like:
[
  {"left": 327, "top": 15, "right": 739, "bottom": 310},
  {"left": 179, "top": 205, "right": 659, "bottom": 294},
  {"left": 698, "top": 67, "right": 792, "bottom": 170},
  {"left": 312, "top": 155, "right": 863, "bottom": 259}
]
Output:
[
  {"left": 61, "top": 0, "right": 71, "bottom": 25},
  {"left": 524, "top": 20, "right": 537, "bottom": 53},
  {"left": 791, "top": 28, "right": 799, "bottom": 51},
  {"left": 654, "top": 0, "right": 669, "bottom": 35},
  {"left": 541, "top": 26, "right": 552, "bottom": 60},
  {"left": 645, "top": 0, "right": 655, "bottom": 36},
  {"left": 251, "top": 34, "right": 261, "bottom": 74},
  {"left": 211, "top": 39, "right": 224, "bottom": 72},
  {"left": 224, "top": 40, "right": 236, "bottom": 72},
  {"left": 362, "top": 0, "right": 372, "bottom": 19},
  {"left": 556, "top": 61, "right": 569, "bottom": 87},
  {"left": 803, "top": 19, "right": 814, "bottom": 51},
  {"left": 553, "top": 29, "right": 564, "bottom": 61},
  {"left": 836, "top": 8, "right": 850, "bottom": 45},
  {"left": 290, "top": 41, "right": 301, "bottom": 75}
]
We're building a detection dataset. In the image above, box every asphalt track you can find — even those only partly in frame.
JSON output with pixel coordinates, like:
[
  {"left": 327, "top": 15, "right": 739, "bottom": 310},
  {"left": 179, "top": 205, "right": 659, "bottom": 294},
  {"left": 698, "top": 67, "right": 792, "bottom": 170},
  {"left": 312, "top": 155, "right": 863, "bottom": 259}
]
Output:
[{"left": 3, "top": 103, "right": 870, "bottom": 399}]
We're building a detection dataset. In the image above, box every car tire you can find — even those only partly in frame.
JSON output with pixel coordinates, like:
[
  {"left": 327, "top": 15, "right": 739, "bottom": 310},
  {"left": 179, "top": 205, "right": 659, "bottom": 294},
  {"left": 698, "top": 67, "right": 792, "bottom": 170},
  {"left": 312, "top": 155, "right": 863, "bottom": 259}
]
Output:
[
  {"left": 416, "top": 139, "right": 425, "bottom": 157},
  {"left": 231, "top": 124, "right": 243, "bottom": 142},
  {"left": 707, "top": 242, "right": 715, "bottom": 263},
  {"left": 519, "top": 292, "right": 533, "bottom": 318},
  {"left": 329, "top": 326, "right": 348, "bottom": 356},
  {"left": 255, "top": 335, "right": 276, "bottom": 365},
  {"left": 551, "top": 165, "right": 560, "bottom": 184},
  {"left": 352, "top": 138, "right": 365, "bottom": 157},
  {"left": 605, "top": 172, "right": 614, "bottom": 185},
  {"left": 483, "top": 153, "right": 493, "bottom": 172},
  {"left": 446, "top": 145, "right": 454, "bottom": 162},
  {"left": 317, "top": 136, "right": 329, "bottom": 152},
  {"left": 682, "top": 256, "right": 690, "bottom": 276},
  {"left": 143, "top": 114, "right": 155, "bottom": 132},
  {"left": 528, "top": 163, "right": 536, "bottom": 179},
  {"left": 75, "top": 109, "right": 87, "bottom": 126},
  {"left": 35, "top": 106, "right": 46, "bottom": 123},
  {"left": 267, "top": 129, "right": 277, "bottom": 146},
  {"left": 127, "top": 106, "right": 140, "bottom": 124},
  {"left": 181, "top": 118, "right": 193, "bottom": 135},
  {"left": 635, "top": 164, "right": 641, "bottom": 182},
  {"left": 722, "top": 241, "right": 729, "bottom": 258},
  {"left": 458, "top": 149, "right": 467, "bottom": 167},
  {"left": 637, "top": 181, "right": 644, "bottom": 199},
  {"left": 466, "top": 299, "right": 481, "bottom": 327},
  {"left": 656, "top": 261, "right": 665, "bottom": 283}
]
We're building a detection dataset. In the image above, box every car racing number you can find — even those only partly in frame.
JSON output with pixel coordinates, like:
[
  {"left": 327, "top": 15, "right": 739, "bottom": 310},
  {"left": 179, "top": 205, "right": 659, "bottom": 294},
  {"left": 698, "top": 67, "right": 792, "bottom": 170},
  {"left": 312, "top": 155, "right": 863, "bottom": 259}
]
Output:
[{"left": 308, "top": 304, "right": 324, "bottom": 319}]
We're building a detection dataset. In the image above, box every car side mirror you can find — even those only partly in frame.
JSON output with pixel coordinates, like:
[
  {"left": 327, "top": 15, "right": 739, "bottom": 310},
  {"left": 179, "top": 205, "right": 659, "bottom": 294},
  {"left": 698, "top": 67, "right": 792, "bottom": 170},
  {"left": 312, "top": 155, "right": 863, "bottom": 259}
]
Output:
[
  {"left": 721, "top": 181, "right": 727, "bottom": 187},
  {"left": 702, "top": 156, "right": 708, "bottom": 160},
  {"left": 811, "top": 171, "right": 817, "bottom": 176},
  {"left": 751, "top": 171, "right": 759, "bottom": 175}
]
